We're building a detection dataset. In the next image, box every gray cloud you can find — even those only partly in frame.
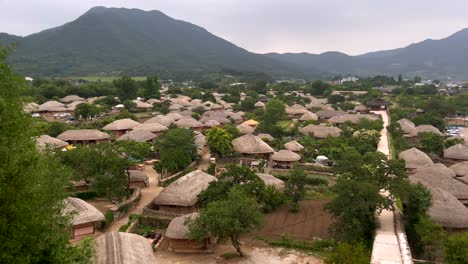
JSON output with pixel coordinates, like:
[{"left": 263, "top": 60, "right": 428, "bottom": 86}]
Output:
[{"left": 1, "top": 0, "right": 468, "bottom": 55}]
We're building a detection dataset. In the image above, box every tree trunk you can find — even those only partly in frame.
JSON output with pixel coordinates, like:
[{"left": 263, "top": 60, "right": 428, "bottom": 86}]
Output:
[
  {"left": 230, "top": 235, "right": 243, "bottom": 256},
  {"left": 126, "top": 169, "right": 131, "bottom": 199}
]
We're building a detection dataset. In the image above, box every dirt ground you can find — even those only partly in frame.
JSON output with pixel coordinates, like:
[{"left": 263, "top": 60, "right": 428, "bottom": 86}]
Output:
[{"left": 155, "top": 237, "right": 323, "bottom": 264}]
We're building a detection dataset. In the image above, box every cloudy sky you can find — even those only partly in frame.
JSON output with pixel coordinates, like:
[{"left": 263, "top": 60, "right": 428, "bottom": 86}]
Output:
[{"left": 1, "top": 0, "right": 468, "bottom": 55}]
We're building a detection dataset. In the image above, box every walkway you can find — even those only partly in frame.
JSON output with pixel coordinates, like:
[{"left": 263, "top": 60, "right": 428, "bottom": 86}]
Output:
[{"left": 370, "top": 110, "right": 412, "bottom": 264}]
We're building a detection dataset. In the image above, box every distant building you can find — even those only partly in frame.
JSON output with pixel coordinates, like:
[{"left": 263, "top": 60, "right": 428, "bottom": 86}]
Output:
[
  {"left": 340, "top": 76, "right": 359, "bottom": 84},
  {"left": 25, "top": 77, "right": 33, "bottom": 82}
]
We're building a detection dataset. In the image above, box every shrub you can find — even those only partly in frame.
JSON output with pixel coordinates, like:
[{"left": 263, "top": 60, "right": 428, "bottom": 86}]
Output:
[
  {"left": 445, "top": 232, "right": 468, "bottom": 264},
  {"left": 324, "top": 242, "right": 370, "bottom": 264}
]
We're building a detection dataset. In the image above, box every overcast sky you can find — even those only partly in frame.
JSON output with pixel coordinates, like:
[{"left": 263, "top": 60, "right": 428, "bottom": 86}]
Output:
[{"left": 1, "top": 0, "right": 468, "bottom": 55}]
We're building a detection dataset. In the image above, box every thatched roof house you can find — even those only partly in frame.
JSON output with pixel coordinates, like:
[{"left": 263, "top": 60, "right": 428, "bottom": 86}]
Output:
[
  {"left": 144, "top": 115, "right": 175, "bottom": 126},
  {"left": 151, "top": 170, "right": 217, "bottom": 216},
  {"left": 117, "top": 130, "right": 156, "bottom": 142},
  {"left": 411, "top": 164, "right": 468, "bottom": 199},
  {"left": 66, "top": 101, "right": 84, "bottom": 112},
  {"left": 24, "top": 102, "right": 39, "bottom": 113},
  {"left": 129, "top": 170, "right": 149, "bottom": 188},
  {"left": 299, "top": 124, "right": 342, "bottom": 138},
  {"left": 398, "top": 147, "right": 433, "bottom": 170},
  {"left": 254, "top": 101, "right": 265, "bottom": 108},
  {"left": 444, "top": 144, "right": 468, "bottom": 161},
  {"left": 36, "top": 135, "right": 68, "bottom": 150},
  {"left": 57, "top": 129, "right": 110, "bottom": 144},
  {"left": 134, "top": 100, "right": 153, "bottom": 109},
  {"left": 450, "top": 161, "right": 468, "bottom": 177},
  {"left": 165, "top": 212, "right": 213, "bottom": 253},
  {"left": 328, "top": 114, "right": 379, "bottom": 125},
  {"left": 103, "top": 118, "right": 141, "bottom": 132},
  {"left": 60, "top": 95, "right": 84, "bottom": 103},
  {"left": 284, "top": 140, "right": 304, "bottom": 152},
  {"left": 232, "top": 134, "right": 274, "bottom": 157},
  {"left": 416, "top": 125, "right": 442, "bottom": 135},
  {"left": 258, "top": 133, "right": 275, "bottom": 142},
  {"left": 426, "top": 185, "right": 468, "bottom": 229},
  {"left": 255, "top": 173, "right": 285, "bottom": 191},
  {"left": 316, "top": 110, "right": 346, "bottom": 120},
  {"left": 243, "top": 119, "right": 259, "bottom": 127},
  {"left": 366, "top": 97, "right": 391, "bottom": 110},
  {"left": 64, "top": 197, "right": 104, "bottom": 238},
  {"left": 299, "top": 111, "right": 318, "bottom": 121},
  {"left": 146, "top": 98, "right": 161, "bottom": 105},
  {"left": 38, "top": 100, "right": 67, "bottom": 112},
  {"left": 166, "top": 112, "right": 185, "bottom": 121},
  {"left": 174, "top": 117, "right": 203, "bottom": 129},
  {"left": 286, "top": 104, "right": 308, "bottom": 115},
  {"left": 133, "top": 123, "right": 168, "bottom": 134},
  {"left": 96, "top": 232, "right": 156, "bottom": 264},
  {"left": 194, "top": 132, "right": 206, "bottom": 153},
  {"left": 237, "top": 123, "right": 255, "bottom": 134},
  {"left": 354, "top": 105, "right": 368, "bottom": 113},
  {"left": 271, "top": 149, "right": 301, "bottom": 163},
  {"left": 204, "top": 120, "right": 221, "bottom": 128},
  {"left": 397, "top": 119, "right": 417, "bottom": 138}
]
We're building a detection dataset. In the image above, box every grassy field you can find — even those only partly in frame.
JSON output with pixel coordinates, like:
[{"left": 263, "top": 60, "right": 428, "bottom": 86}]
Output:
[{"left": 72, "top": 76, "right": 147, "bottom": 82}]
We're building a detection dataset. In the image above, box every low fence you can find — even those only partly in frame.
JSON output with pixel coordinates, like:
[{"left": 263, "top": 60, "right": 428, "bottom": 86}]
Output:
[{"left": 109, "top": 187, "right": 141, "bottom": 220}]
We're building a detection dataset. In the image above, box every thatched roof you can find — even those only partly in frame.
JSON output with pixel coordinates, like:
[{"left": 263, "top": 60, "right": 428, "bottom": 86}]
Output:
[
  {"left": 134, "top": 100, "right": 153, "bottom": 109},
  {"left": 329, "top": 114, "right": 379, "bottom": 124},
  {"left": 255, "top": 173, "right": 285, "bottom": 191},
  {"left": 153, "top": 170, "right": 217, "bottom": 207},
  {"left": 66, "top": 101, "right": 85, "bottom": 111},
  {"left": 299, "top": 111, "right": 318, "bottom": 121},
  {"left": 96, "top": 232, "right": 156, "bottom": 264},
  {"left": 171, "top": 98, "right": 192, "bottom": 107},
  {"left": 254, "top": 101, "right": 265, "bottom": 108},
  {"left": 204, "top": 120, "right": 221, "bottom": 127},
  {"left": 169, "top": 103, "right": 183, "bottom": 111},
  {"left": 166, "top": 112, "right": 185, "bottom": 121},
  {"left": 60, "top": 95, "right": 84, "bottom": 103},
  {"left": 354, "top": 105, "right": 368, "bottom": 112},
  {"left": 226, "top": 111, "right": 243, "bottom": 121},
  {"left": 144, "top": 115, "right": 175, "bottom": 126},
  {"left": 416, "top": 125, "right": 442, "bottom": 135},
  {"left": 411, "top": 164, "right": 468, "bottom": 199},
  {"left": 146, "top": 98, "right": 161, "bottom": 105},
  {"left": 398, "top": 147, "right": 433, "bottom": 169},
  {"left": 36, "top": 135, "right": 68, "bottom": 150},
  {"left": 450, "top": 161, "right": 468, "bottom": 177},
  {"left": 38, "top": 100, "right": 67, "bottom": 112},
  {"left": 57, "top": 130, "right": 110, "bottom": 142},
  {"left": 117, "top": 130, "right": 156, "bottom": 142},
  {"left": 103, "top": 118, "right": 141, "bottom": 131},
  {"left": 271, "top": 149, "right": 301, "bottom": 162},
  {"left": 284, "top": 140, "right": 304, "bottom": 152},
  {"left": 237, "top": 123, "right": 255, "bottom": 134},
  {"left": 194, "top": 132, "right": 206, "bottom": 150},
  {"left": 243, "top": 119, "right": 259, "bottom": 126},
  {"left": 299, "top": 124, "right": 342, "bottom": 138},
  {"left": 397, "top": 119, "right": 417, "bottom": 137},
  {"left": 200, "top": 112, "right": 230, "bottom": 124},
  {"left": 129, "top": 170, "right": 148, "bottom": 182},
  {"left": 316, "top": 110, "right": 345, "bottom": 119},
  {"left": 174, "top": 117, "right": 203, "bottom": 129},
  {"left": 258, "top": 133, "right": 275, "bottom": 142},
  {"left": 286, "top": 104, "right": 308, "bottom": 115},
  {"left": 133, "top": 123, "right": 168, "bottom": 133},
  {"left": 232, "top": 134, "right": 274, "bottom": 154},
  {"left": 24, "top": 102, "right": 39, "bottom": 113},
  {"left": 444, "top": 144, "right": 468, "bottom": 161},
  {"left": 165, "top": 212, "right": 199, "bottom": 239},
  {"left": 64, "top": 197, "right": 105, "bottom": 226}
]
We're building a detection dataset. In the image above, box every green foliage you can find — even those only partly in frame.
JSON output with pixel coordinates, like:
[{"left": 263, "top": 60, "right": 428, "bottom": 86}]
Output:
[
  {"left": 223, "top": 124, "right": 242, "bottom": 139},
  {"left": 413, "top": 113, "right": 446, "bottom": 132},
  {"left": 46, "top": 121, "right": 70, "bottom": 137},
  {"left": 418, "top": 132, "right": 445, "bottom": 156},
  {"left": 123, "top": 99, "right": 137, "bottom": 112},
  {"left": 143, "top": 76, "right": 161, "bottom": 99},
  {"left": 240, "top": 97, "right": 256, "bottom": 112},
  {"left": 154, "top": 128, "right": 197, "bottom": 174},
  {"left": 188, "top": 188, "right": 264, "bottom": 256},
  {"left": 206, "top": 127, "right": 233, "bottom": 157},
  {"left": 445, "top": 232, "right": 468, "bottom": 264},
  {"left": 305, "top": 80, "right": 330, "bottom": 96},
  {"left": 445, "top": 138, "right": 464, "bottom": 149},
  {"left": 262, "top": 185, "right": 287, "bottom": 213},
  {"left": 261, "top": 235, "right": 332, "bottom": 254},
  {"left": 114, "top": 75, "right": 137, "bottom": 101},
  {"left": 324, "top": 242, "right": 370, "bottom": 264},
  {"left": 328, "top": 94, "right": 346, "bottom": 104},
  {"left": 285, "top": 165, "right": 307, "bottom": 211},
  {"left": 75, "top": 102, "right": 101, "bottom": 120},
  {"left": 258, "top": 98, "right": 285, "bottom": 137}
]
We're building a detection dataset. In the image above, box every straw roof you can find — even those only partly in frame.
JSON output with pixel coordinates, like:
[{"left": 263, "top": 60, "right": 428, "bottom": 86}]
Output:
[
  {"left": 200, "top": 112, "right": 230, "bottom": 124},
  {"left": 133, "top": 123, "right": 168, "bottom": 133},
  {"left": 117, "top": 130, "right": 156, "bottom": 142},
  {"left": 60, "top": 95, "right": 84, "bottom": 103},
  {"left": 284, "top": 140, "right": 304, "bottom": 152},
  {"left": 194, "top": 132, "right": 206, "bottom": 150},
  {"left": 232, "top": 134, "right": 274, "bottom": 154},
  {"left": 398, "top": 147, "right": 433, "bottom": 169},
  {"left": 255, "top": 173, "right": 285, "bottom": 191},
  {"left": 134, "top": 100, "right": 153, "bottom": 109},
  {"left": 329, "top": 114, "right": 379, "bottom": 125},
  {"left": 129, "top": 170, "right": 148, "bottom": 182},
  {"left": 96, "top": 232, "right": 156, "bottom": 264},
  {"left": 243, "top": 119, "right": 259, "bottom": 126},
  {"left": 429, "top": 187, "right": 468, "bottom": 228},
  {"left": 316, "top": 110, "right": 345, "bottom": 119},
  {"left": 204, "top": 120, "right": 221, "bottom": 127},
  {"left": 36, "top": 135, "right": 68, "bottom": 150},
  {"left": 299, "top": 124, "right": 342, "bottom": 138},
  {"left": 24, "top": 102, "right": 39, "bottom": 113},
  {"left": 416, "top": 125, "right": 442, "bottom": 135},
  {"left": 258, "top": 133, "right": 275, "bottom": 142},
  {"left": 450, "top": 161, "right": 468, "bottom": 177},
  {"left": 174, "top": 117, "right": 203, "bottom": 129},
  {"left": 411, "top": 164, "right": 468, "bottom": 199},
  {"left": 169, "top": 103, "right": 183, "bottom": 111},
  {"left": 103, "top": 118, "right": 141, "bottom": 131},
  {"left": 444, "top": 144, "right": 468, "bottom": 161},
  {"left": 153, "top": 170, "right": 217, "bottom": 207},
  {"left": 66, "top": 101, "right": 85, "bottom": 111},
  {"left": 299, "top": 111, "right": 318, "bottom": 121},
  {"left": 237, "top": 123, "right": 255, "bottom": 134},
  {"left": 64, "top": 197, "right": 105, "bottom": 226},
  {"left": 38, "top": 100, "right": 67, "bottom": 112},
  {"left": 171, "top": 98, "right": 192, "bottom": 107},
  {"left": 397, "top": 119, "right": 417, "bottom": 137},
  {"left": 144, "top": 115, "right": 175, "bottom": 126},
  {"left": 286, "top": 104, "right": 308, "bottom": 115},
  {"left": 226, "top": 111, "right": 243, "bottom": 121},
  {"left": 166, "top": 112, "right": 185, "bottom": 121},
  {"left": 254, "top": 101, "right": 265, "bottom": 108},
  {"left": 354, "top": 105, "right": 368, "bottom": 112},
  {"left": 57, "top": 130, "right": 110, "bottom": 141},
  {"left": 146, "top": 98, "right": 160, "bottom": 105},
  {"left": 271, "top": 149, "right": 301, "bottom": 162},
  {"left": 165, "top": 212, "right": 199, "bottom": 239}
]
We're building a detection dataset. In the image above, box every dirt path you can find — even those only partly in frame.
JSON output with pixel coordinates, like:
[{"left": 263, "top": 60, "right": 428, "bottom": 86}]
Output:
[{"left": 108, "top": 165, "right": 163, "bottom": 232}]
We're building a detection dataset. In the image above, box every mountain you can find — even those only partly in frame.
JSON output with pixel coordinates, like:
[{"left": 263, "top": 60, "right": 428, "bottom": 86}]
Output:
[
  {"left": 266, "top": 28, "right": 468, "bottom": 80},
  {"left": 0, "top": 7, "right": 323, "bottom": 79}
]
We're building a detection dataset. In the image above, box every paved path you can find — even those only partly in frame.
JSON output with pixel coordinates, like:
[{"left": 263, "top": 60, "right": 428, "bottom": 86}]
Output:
[{"left": 370, "top": 110, "right": 411, "bottom": 264}]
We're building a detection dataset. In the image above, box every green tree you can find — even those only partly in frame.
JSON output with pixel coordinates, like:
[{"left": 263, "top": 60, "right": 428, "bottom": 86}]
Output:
[
  {"left": 240, "top": 97, "right": 256, "bottom": 112},
  {"left": 144, "top": 76, "right": 161, "bottom": 99},
  {"left": 188, "top": 188, "right": 263, "bottom": 256},
  {"left": 206, "top": 127, "right": 233, "bottom": 157},
  {"left": 307, "top": 80, "right": 330, "bottom": 96},
  {"left": 154, "top": 128, "right": 197, "bottom": 174},
  {"left": 46, "top": 121, "right": 69, "bottom": 137},
  {"left": 75, "top": 102, "right": 101, "bottom": 120},
  {"left": 445, "top": 232, "right": 468, "bottom": 264},
  {"left": 0, "top": 47, "right": 92, "bottom": 262},
  {"left": 285, "top": 165, "right": 307, "bottom": 212},
  {"left": 114, "top": 75, "right": 137, "bottom": 101},
  {"left": 414, "top": 76, "right": 422, "bottom": 83},
  {"left": 418, "top": 132, "right": 445, "bottom": 156},
  {"left": 324, "top": 242, "right": 370, "bottom": 264},
  {"left": 398, "top": 74, "right": 403, "bottom": 82},
  {"left": 328, "top": 94, "right": 346, "bottom": 104},
  {"left": 258, "top": 98, "right": 285, "bottom": 137}
]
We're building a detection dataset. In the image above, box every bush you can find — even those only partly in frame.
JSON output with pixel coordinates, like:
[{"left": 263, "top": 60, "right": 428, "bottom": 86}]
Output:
[
  {"left": 445, "top": 232, "right": 468, "bottom": 264},
  {"left": 262, "top": 185, "right": 286, "bottom": 213},
  {"left": 324, "top": 242, "right": 370, "bottom": 264},
  {"left": 101, "top": 210, "right": 114, "bottom": 230},
  {"left": 72, "top": 191, "right": 98, "bottom": 200}
]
